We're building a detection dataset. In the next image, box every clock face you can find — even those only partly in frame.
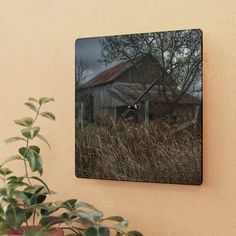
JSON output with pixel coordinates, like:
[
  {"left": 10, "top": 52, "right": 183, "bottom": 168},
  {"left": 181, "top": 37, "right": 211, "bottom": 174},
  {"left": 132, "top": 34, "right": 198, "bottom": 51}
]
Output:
[{"left": 75, "top": 28, "right": 203, "bottom": 185}]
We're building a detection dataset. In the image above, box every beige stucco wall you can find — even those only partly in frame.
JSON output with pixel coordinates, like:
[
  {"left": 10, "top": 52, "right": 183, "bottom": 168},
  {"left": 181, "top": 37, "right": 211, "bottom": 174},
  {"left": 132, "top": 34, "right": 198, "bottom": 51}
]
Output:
[{"left": 0, "top": 0, "right": 236, "bottom": 235}]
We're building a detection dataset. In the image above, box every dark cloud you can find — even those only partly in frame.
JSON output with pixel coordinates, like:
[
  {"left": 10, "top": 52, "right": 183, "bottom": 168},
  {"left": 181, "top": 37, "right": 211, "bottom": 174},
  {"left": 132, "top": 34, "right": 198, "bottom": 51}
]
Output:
[{"left": 75, "top": 37, "right": 117, "bottom": 81}]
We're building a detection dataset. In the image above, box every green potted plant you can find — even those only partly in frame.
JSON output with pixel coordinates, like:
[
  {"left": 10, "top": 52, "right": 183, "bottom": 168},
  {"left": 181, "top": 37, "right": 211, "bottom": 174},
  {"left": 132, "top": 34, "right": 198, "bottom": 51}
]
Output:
[{"left": 0, "top": 97, "right": 143, "bottom": 236}]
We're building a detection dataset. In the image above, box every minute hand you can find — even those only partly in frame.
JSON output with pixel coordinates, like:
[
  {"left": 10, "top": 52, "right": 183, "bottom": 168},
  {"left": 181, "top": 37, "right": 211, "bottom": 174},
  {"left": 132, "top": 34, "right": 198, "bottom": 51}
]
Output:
[{"left": 132, "top": 71, "right": 162, "bottom": 105}]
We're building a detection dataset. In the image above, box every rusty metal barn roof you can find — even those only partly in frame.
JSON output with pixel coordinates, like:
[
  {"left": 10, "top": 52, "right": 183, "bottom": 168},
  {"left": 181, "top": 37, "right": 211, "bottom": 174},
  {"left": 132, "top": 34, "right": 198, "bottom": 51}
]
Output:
[
  {"left": 84, "top": 61, "right": 132, "bottom": 87},
  {"left": 80, "top": 55, "right": 145, "bottom": 89}
]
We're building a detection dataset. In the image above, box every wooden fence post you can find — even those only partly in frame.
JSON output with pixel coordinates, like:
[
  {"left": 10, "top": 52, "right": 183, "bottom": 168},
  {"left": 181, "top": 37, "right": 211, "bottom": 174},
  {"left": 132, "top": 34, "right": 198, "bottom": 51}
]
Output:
[
  {"left": 144, "top": 100, "right": 149, "bottom": 133},
  {"left": 114, "top": 107, "right": 117, "bottom": 122}
]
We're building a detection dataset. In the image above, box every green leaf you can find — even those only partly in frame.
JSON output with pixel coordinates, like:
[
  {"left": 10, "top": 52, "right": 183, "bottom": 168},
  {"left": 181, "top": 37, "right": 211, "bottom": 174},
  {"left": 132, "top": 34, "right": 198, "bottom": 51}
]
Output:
[
  {"left": 24, "top": 185, "right": 44, "bottom": 194},
  {"left": 39, "top": 97, "right": 54, "bottom": 105},
  {"left": 0, "top": 137, "right": 26, "bottom": 149},
  {"left": 19, "top": 147, "right": 43, "bottom": 175},
  {"left": 90, "top": 210, "right": 103, "bottom": 219},
  {"left": 61, "top": 212, "right": 70, "bottom": 221},
  {"left": 30, "top": 176, "right": 51, "bottom": 194},
  {"left": 30, "top": 194, "right": 47, "bottom": 205},
  {"left": 61, "top": 199, "right": 77, "bottom": 211},
  {"left": 21, "top": 127, "right": 40, "bottom": 140},
  {"left": 5, "top": 205, "right": 26, "bottom": 229},
  {"left": 39, "top": 216, "right": 64, "bottom": 227},
  {"left": 4, "top": 197, "right": 18, "bottom": 205},
  {"left": 102, "top": 216, "right": 124, "bottom": 222},
  {"left": 40, "top": 112, "right": 56, "bottom": 121},
  {"left": 85, "top": 226, "right": 98, "bottom": 236},
  {"left": 0, "top": 155, "right": 22, "bottom": 167},
  {"left": 0, "top": 203, "right": 5, "bottom": 222},
  {"left": 14, "top": 117, "right": 34, "bottom": 127},
  {"left": 76, "top": 201, "right": 97, "bottom": 210},
  {"left": 7, "top": 176, "right": 24, "bottom": 182},
  {"left": 78, "top": 212, "right": 96, "bottom": 224},
  {"left": 20, "top": 191, "right": 33, "bottom": 204},
  {"left": 21, "top": 189, "right": 33, "bottom": 197},
  {"left": 29, "top": 145, "right": 40, "bottom": 154},
  {"left": 22, "top": 186, "right": 49, "bottom": 206},
  {"left": 7, "top": 176, "right": 28, "bottom": 188},
  {"left": 28, "top": 97, "right": 39, "bottom": 104},
  {"left": 40, "top": 208, "right": 50, "bottom": 217},
  {"left": 24, "top": 102, "right": 38, "bottom": 112},
  {"left": 39, "top": 203, "right": 59, "bottom": 217},
  {"left": 113, "top": 220, "right": 129, "bottom": 229},
  {"left": 85, "top": 226, "right": 110, "bottom": 236},
  {"left": 0, "top": 167, "right": 12, "bottom": 176},
  {"left": 127, "top": 231, "right": 144, "bottom": 236},
  {"left": 36, "top": 134, "right": 51, "bottom": 149},
  {"left": 0, "top": 187, "right": 7, "bottom": 195},
  {"left": 99, "top": 227, "right": 110, "bottom": 236}
]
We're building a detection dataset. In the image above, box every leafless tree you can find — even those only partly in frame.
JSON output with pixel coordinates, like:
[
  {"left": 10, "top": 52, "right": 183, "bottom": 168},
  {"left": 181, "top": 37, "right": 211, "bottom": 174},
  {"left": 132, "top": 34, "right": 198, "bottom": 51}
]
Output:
[
  {"left": 98, "top": 29, "right": 202, "bottom": 106},
  {"left": 75, "top": 56, "right": 89, "bottom": 88}
]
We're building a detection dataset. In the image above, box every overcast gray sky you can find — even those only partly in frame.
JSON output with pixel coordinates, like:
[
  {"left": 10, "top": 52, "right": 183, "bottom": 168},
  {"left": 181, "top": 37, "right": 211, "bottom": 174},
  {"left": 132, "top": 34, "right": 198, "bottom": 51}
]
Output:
[{"left": 75, "top": 37, "right": 118, "bottom": 81}]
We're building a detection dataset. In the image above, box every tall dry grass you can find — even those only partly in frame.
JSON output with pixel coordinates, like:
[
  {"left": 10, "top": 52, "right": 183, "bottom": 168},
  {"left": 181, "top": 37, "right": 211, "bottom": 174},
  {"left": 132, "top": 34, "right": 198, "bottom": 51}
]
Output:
[{"left": 75, "top": 119, "right": 202, "bottom": 185}]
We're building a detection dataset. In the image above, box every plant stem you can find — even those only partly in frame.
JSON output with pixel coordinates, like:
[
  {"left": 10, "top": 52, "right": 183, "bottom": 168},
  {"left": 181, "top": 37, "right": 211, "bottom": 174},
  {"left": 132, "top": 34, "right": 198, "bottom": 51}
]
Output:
[
  {"left": 24, "top": 206, "right": 29, "bottom": 227},
  {"left": 23, "top": 104, "right": 41, "bottom": 186},
  {"left": 23, "top": 139, "right": 32, "bottom": 186},
  {"left": 23, "top": 104, "right": 42, "bottom": 226},
  {"left": 32, "top": 104, "right": 41, "bottom": 126},
  {"left": 32, "top": 211, "right": 36, "bottom": 226}
]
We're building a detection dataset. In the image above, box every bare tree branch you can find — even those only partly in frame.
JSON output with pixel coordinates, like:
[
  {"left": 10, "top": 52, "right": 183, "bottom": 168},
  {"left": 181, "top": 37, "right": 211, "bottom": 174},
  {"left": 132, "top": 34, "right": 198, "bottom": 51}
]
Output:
[
  {"left": 75, "top": 56, "right": 89, "bottom": 88},
  {"left": 98, "top": 29, "right": 202, "bottom": 107}
]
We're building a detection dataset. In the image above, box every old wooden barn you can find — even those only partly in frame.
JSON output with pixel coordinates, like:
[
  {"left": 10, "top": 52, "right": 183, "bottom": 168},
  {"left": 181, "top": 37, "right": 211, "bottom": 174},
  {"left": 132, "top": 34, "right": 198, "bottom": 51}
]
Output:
[{"left": 76, "top": 54, "right": 201, "bottom": 127}]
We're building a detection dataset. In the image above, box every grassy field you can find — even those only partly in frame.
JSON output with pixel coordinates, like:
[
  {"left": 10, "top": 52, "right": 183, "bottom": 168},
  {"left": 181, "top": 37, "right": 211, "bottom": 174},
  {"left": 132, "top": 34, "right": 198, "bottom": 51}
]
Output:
[{"left": 75, "top": 119, "right": 202, "bottom": 185}]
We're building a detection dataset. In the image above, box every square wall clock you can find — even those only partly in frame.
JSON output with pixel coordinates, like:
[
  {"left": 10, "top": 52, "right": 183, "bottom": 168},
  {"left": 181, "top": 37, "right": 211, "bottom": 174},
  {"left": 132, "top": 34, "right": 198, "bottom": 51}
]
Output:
[{"left": 75, "top": 29, "right": 203, "bottom": 185}]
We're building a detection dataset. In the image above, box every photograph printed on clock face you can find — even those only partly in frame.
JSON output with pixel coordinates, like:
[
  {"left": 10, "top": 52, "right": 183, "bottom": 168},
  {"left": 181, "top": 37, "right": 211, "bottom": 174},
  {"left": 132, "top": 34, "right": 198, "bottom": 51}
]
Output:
[{"left": 75, "top": 29, "right": 203, "bottom": 185}]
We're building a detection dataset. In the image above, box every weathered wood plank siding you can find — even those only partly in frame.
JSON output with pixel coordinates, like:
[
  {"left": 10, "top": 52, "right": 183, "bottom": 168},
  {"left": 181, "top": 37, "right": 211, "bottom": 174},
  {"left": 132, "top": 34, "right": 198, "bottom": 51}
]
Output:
[{"left": 93, "top": 83, "right": 125, "bottom": 119}]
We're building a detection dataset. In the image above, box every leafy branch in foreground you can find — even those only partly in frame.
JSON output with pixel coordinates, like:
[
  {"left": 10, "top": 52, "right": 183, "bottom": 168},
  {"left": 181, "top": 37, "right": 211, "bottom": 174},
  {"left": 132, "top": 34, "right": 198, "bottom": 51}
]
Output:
[{"left": 0, "top": 97, "right": 143, "bottom": 236}]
